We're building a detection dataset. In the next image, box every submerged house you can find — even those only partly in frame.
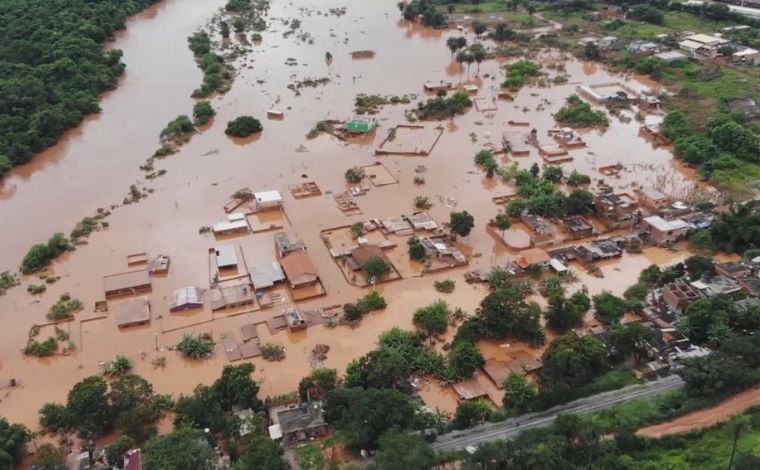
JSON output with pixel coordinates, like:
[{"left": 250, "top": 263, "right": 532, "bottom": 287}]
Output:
[
  {"left": 344, "top": 116, "right": 378, "bottom": 134},
  {"left": 594, "top": 193, "right": 639, "bottom": 229},
  {"left": 269, "top": 401, "right": 329, "bottom": 445},
  {"left": 280, "top": 251, "right": 319, "bottom": 289}
]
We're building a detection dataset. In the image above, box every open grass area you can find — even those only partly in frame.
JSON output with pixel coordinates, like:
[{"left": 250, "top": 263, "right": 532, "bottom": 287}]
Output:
[
  {"left": 577, "top": 368, "right": 642, "bottom": 397},
  {"left": 713, "top": 162, "right": 760, "bottom": 199},
  {"left": 296, "top": 444, "right": 325, "bottom": 470}
]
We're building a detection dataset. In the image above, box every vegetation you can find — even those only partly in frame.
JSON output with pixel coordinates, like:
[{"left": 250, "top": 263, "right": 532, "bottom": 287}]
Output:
[
  {"left": 344, "top": 166, "right": 365, "bottom": 184},
  {"left": 502, "top": 373, "right": 538, "bottom": 414},
  {"left": 434, "top": 279, "right": 456, "bottom": 293},
  {"left": 24, "top": 337, "right": 58, "bottom": 357},
  {"left": 474, "top": 149, "right": 498, "bottom": 178},
  {"left": 555, "top": 95, "right": 609, "bottom": 128},
  {"left": 544, "top": 289, "right": 591, "bottom": 333},
  {"left": 503, "top": 60, "right": 541, "bottom": 90},
  {"left": 192, "top": 101, "right": 215, "bottom": 126},
  {"left": 449, "top": 210, "right": 475, "bottom": 237},
  {"left": 362, "top": 255, "right": 391, "bottom": 280},
  {"left": 47, "top": 293, "right": 83, "bottom": 321},
  {"left": 261, "top": 342, "right": 286, "bottom": 361},
  {"left": 225, "top": 116, "right": 262, "bottom": 136},
  {"left": 160, "top": 115, "right": 195, "bottom": 143},
  {"left": 413, "top": 299, "right": 450, "bottom": 337},
  {"left": 0, "top": 0, "right": 161, "bottom": 169},
  {"left": 414, "top": 90, "right": 472, "bottom": 120},
  {"left": 342, "top": 291, "right": 387, "bottom": 322},
  {"left": 21, "top": 233, "right": 70, "bottom": 274},
  {"left": 448, "top": 340, "right": 485, "bottom": 379},
  {"left": 414, "top": 195, "right": 432, "bottom": 209},
  {"left": 408, "top": 236, "right": 427, "bottom": 260},
  {"left": 177, "top": 333, "right": 215, "bottom": 359},
  {"left": 143, "top": 425, "right": 216, "bottom": 469}
]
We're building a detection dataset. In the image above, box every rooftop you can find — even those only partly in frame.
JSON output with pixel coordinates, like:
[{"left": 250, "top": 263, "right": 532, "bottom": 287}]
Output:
[
  {"left": 274, "top": 232, "right": 306, "bottom": 254},
  {"left": 115, "top": 298, "right": 150, "bottom": 327},
  {"left": 254, "top": 190, "right": 283, "bottom": 204},
  {"left": 276, "top": 402, "right": 326, "bottom": 434},
  {"left": 515, "top": 247, "right": 550, "bottom": 268},
  {"left": 250, "top": 261, "right": 285, "bottom": 288},
  {"left": 452, "top": 378, "right": 489, "bottom": 401},
  {"left": 644, "top": 215, "right": 690, "bottom": 232},
  {"left": 280, "top": 251, "right": 318, "bottom": 282},
  {"left": 215, "top": 245, "right": 238, "bottom": 269}
]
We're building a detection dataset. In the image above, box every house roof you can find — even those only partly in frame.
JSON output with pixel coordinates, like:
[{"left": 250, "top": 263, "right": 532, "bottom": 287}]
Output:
[
  {"left": 482, "top": 359, "right": 511, "bottom": 388},
  {"left": 250, "top": 261, "right": 285, "bottom": 288},
  {"left": 507, "top": 350, "right": 543, "bottom": 372},
  {"left": 103, "top": 270, "right": 151, "bottom": 294},
  {"left": 276, "top": 402, "right": 326, "bottom": 434},
  {"left": 351, "top": 245, "right": 388, "bottom": 267},
  {"left": 280, "top": 251, "right": 318, "bottom": 281},
  {"left": 515, "top": 247, "right": 550, "bottom": 268},
  {"left": 115, "top": 298, "right": 150, "bottom": 327},
  {"left": 170, "top": 287, "right": 203, "bottom": 309},
  {"left": 254, "top": 190, "right": 283, "bottom": 203},
  {"left": 639, "top": 186, "right": 668, "bottom": 201},
  {"left": 215, "top": 245, "right": 238, "bottom": 268},
  {"left": 644, "top": 215, "right": 689, "bottom": 232},
  {"left": 452, "top": 379, "right": 489, "bottom": 401}
]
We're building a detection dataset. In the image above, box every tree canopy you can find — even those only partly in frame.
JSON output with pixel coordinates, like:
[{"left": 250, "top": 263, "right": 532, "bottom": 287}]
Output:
[
  {"left": 143, "top": 425, "right": 216, "bottom": 470},
  {"left": 0, "top": 0, "right": 160, "bottom": 168}
]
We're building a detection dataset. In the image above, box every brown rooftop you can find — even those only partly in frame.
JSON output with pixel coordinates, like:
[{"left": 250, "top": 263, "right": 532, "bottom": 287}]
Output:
[
  {"left": 103, "top": 270, "right": 151, "bottom": 299},
  {"left": 114, "top": 298, "right": 150, "bottom": 327},
  {"left": 351, "top": 245, "right": 389, "bottom": 267},
  {"left": 515, "top": 248, "right": 550, "bottom": 269},
  {"left": 482, "top": 359, "right": 511, "bottom": 388},
  {"left": 280, "top": 251, "right": 318, "bottom": 286},
  {"left": 506, "top": 350, "right": 543, "bottom": 372},
  {"left": 452, "top": 378, "right": 489, "bottom": 401}
]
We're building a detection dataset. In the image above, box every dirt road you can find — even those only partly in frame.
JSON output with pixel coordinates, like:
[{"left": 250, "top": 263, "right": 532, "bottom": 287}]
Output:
[{"left": 637, "top": 386, "right": 760, "bottom": 438}]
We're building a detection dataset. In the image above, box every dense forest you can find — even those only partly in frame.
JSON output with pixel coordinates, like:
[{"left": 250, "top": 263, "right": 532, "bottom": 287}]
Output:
[{"left": 0, "top": 0, "right": 160, "bottom": 173}]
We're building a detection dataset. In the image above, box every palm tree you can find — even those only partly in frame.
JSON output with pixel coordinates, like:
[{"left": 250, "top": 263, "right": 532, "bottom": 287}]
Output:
[
  {"left": 455, "top": 50, "right": 467, "bottom": 78},
  {"left": 463, "top": 52, "right": 475, "bottom": 78},
  {"left": 728, "top": 415, "right": 751, "bottom": 469},
  {"left": 495, "top": 212, "right": 511, "bottom": 235},
  {"left": 446, "top": 36, "right": 459, "bottom": 58},
  {"left": 470, "top": 43, "right": 486, "bottom": 74}
]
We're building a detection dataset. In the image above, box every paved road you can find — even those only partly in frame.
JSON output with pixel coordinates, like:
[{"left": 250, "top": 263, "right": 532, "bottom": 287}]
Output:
[{"left": 431, "top": 375, "right": 684, "bottom": 452}]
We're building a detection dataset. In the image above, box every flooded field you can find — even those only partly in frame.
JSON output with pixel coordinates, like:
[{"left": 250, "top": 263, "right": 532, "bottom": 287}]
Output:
[{"left": 0, "top": 0, "right": 718, "bottom": 427}]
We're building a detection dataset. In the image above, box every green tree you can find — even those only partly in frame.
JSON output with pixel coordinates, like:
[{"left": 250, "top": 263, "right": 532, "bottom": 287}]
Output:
[
  {"left": 449, "top": 341, "right": 485, "bottom": 379},
  {"left": 413, "top": 300, "right": 450, "bottom": 337},
  {"left": 408, "top": 238, "right": 427, "bottom": 260},
  {"left": 609, "top": 323, "right": 652, "bottom": 365},
  {"left": 660, "top": 110, "right": 691, "bottom": 140},
  {"left": 225, "top": 116, "right": 263, "bottom": 137},
  {"left": 678, "top": 354, "right": 753, "bottom": 398},
  {"left": 212, "top": 363, "right": 261, "bottom": 411},
  {"left": 452, "top": 399, "right": 492, "bottom": 429},
  {"left": 0, "top": 418, "right": 29, "bottom": 468},
  {"left": 372, "top": 430, "right": 435, "bottom": 470},
  {"left": 298, "top": 368, "right": 339, "bottom": 400},
  {"left": 545, "top": 290, "right": 590, "bottom": 333},
  {"left": 143, "top": 425, "right": 216, "bottom": 470},
  {"left": 472, "top": 21, "right": 487, "bottom": 36},
  {"left": 592, "top": 291, "right": 627, "bottom": 325},
  {"left": 178, "top": 333, "right": 215, "bottom": 359},
  {"left": 66, "top": 376, "right": 113, "bottom": 439},
  {"left": 233, "top": 431, "right": 286, "bottom": 470},
  {"left": 674, "top": 135, "right": 718, "bottom": 165},
  {"left": 110, "top": 355, "right": 133, "bottom": 376},
  {"left": 502, "top": 373, "right": 538, "bottom": 413},
  {"left": 0, "top": 155, "right": 11, "bottom": 176},
  {"left": 39, "top": 403, "right": 70, "bottom": 433},
  {"left": 323, "top": 387, "right": 415, "bottom": 451},
  {"left": 494, "top": 212, "right": 511, "bottom": 236},
  {"left": 506, "top": 199, "right": 527, "bottom": 218},
  {"left": 684, "top": 255, "right": 714, "bottom": 280},
  {"left": 193, "top": 101, "right": 215, "bottom": 126},
  {"left": 565, "top": 189, "right": 594, "bottom": 215},
  {"left": 450, "top": 210, "right": 475, "bottom": 237},
  {"left": 710, "top": 120, "right": 760, "bottom": 162},
  {"left": 173, "top": 385, "right": 225, "bottom": 432},
  {"left": 543, "top": 166, "right": 563, "bottom": 183},
  {"left": 362, "top": 255, "right": 391, "bottom": 280},
  {"left": 541, "top": 334, "right": 608, "bottom": 394},
  {"left": 31, "top": 443, "right": 65, "bottom": 469},
  {"left": 475, "top": 284, "right": 545, "bottom": 346}
]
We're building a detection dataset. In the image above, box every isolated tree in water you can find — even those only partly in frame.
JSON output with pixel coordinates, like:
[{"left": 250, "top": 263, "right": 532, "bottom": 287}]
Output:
[{"left": 450, "top": 210, "right": 475, "bottom": 237}]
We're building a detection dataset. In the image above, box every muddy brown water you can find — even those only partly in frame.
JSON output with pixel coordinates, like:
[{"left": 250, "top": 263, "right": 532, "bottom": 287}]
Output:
[{"left": 0, "top": 0, "right": 718, "bottom": 428}]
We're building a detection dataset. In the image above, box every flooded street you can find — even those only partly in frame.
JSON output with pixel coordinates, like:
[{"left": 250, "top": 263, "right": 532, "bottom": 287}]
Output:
[{"left": 0, "top": 0, "right": 715, "bottom": 427}]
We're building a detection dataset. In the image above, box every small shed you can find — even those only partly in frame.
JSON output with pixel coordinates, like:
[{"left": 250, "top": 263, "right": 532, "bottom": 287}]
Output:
[
  {"left": 103, "top": 270, "right": 152, "bottom": 299},
  {"left": 115, "top": 298, "right": 150, "bottom": 328},
  {"left": 345, "top": 116, "right": 378, "bottom": 134},
  {"left": 254, "top": 190, "right": 284, "bottom": 210}
]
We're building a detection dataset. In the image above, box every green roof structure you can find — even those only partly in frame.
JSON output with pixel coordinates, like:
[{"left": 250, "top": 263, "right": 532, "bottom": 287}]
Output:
[{"left": 345, "top": 116, "right": 378, "bottom": 134}]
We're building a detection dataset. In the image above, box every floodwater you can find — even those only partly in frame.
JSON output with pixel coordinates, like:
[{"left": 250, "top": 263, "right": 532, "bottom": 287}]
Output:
[{"left": 0, "top": 0, "right": 718, "bottom": 428}]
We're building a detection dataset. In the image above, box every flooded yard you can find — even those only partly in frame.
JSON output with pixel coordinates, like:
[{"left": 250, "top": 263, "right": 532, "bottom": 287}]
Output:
[{"left": 0, "top": 0, "right": 719, "bottom": 428}]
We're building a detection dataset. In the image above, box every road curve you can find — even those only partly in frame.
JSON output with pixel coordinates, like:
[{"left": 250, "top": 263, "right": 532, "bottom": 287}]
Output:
[{"left": 431, "top": 375, "right": 684, "bottom": 452}]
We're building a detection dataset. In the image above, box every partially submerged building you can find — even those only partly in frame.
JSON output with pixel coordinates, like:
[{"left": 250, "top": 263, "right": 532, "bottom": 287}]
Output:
[
  {"left": 212, "top": 213, "right": 250, "bottom": 236},
  {"left": 678, "top": 33, "right": 728, "bottom": 59},
  {"left": 254, "top": 190, "right": 284, "bottom": 211},
  {"left": 103, "top": 270, "right": 152, "bottom": 300},
  {"left": 594, "top": 193, "right": 639, "bottom": 229},
  {"left": 521, "top": 213, "right": 553, "bottom": 246},
  {"left": 419, "top": 237, "right": 467, "bottom": 266},
  {"left": 250, "top": 261, "right": 286, "bottom": 289},
  {"left": 661, "top": 281, "right": 699, "bottom": 314},
  {"left": 563, "top": 215, "right": 594, "bottom": 240},
  {"left": 515, "top": 247, "right": 551, "bottom": 270},
  {"left": 344, "top": 116, "right": 378, "bottom": 134},
  {"left": 641, "top": 215, "right": 691, "bottom": 245},
  {"left": 115, "top": 298, "right": 150, "bottom": 328},
  {"left": 170, "top": 287, "right": 204, "bottom": 312},
  {"left": 452, "top": 379, "right": 489, "bottom": 402},
  {"left": 269, "top": 401, "right": 329, "bottom": 445},
  {"left": 714, "top": 262, "right": 752, "bottom": 280},
  {"left": 215, "top": 245, "right": 239, "bottom": 270},
  {"left": 349, "top": 245, "right": 391, "bottom": 273},
  {"left": 575, "top": 239, "right": 623, "bottom": 264},
  {"left": 690, "top": 275, "right": 742, "bottom": 297},
  {"left": 636, "top": 187, "right": 670, "bottom": 211},
  {"left": 274, "top": 232, "right": 307, "bottom": 259},
  {"left": 280, "top": 251, "right": 319, "bottom": 289},
  {"left": 284, "top": 307, "right": 307, "bottom": 331}
]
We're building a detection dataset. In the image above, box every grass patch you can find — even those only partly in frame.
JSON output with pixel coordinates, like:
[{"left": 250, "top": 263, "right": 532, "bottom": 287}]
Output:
[
  {"left": 712, "top": 161, "right": 760, "bottom": 198},
  {"left": 296, "top": 443, "right": 324, "bottom": 470},
  {"left": 577, "top": 368, "right": 642, "bottom": 398}
]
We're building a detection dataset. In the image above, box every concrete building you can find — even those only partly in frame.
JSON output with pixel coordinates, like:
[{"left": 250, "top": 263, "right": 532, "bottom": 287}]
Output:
[
  {"left": 678, "top": 33, "right": 729, "bottom": 58},
  {"left": 594, "top": 193, "right": 639, "bottom": 229},
  {"left": 280, "top": 251, "right": 319, "bottom": 289},
  {"left": 269, "top": 401, "right": 329, "bottom": 445},
  {"left": 715, "top": 262, "right": 752, "bottom": 280},
  {"left": 515, "top": 247, "right": 551, "bottom": 269},
  {"left": 662, "top": 281, "right": 700, "bottom": 313},
  {"left": 636, "top": 186, "right": 670, "bottom": 210},
  {"left": 254, "top": 190, "right": 284, "bottom": 211},
  {"left": 170, "top": 287, "right": 204, "bottom": 312},
  {"left": 641, "top": 215, "right": 691, "bottom": 245},
  {"left": 103, "top": 270, "right": 152, "bottom": 299},
  {"left": 563, "top": 215, "right": 594, "bottom": 240},
  {"left": 115, "top": 298, "right": 151, "bottom": 328},
  {"left": 215, "top": 245, "right": 239, "bottom": 270},
  {"left": 274, "top": 232, "right": 307, "bottom": 259}
]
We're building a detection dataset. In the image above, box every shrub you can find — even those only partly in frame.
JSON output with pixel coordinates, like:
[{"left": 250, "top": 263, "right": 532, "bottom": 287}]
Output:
[
  {"left": 27, "top": 284, "right": 47, "bottom": 295},
  {"left": 357, "top": 291, "right": 386, "bottom": 311},
  {"left": 225, "top": 116, "right": 263, "bottom": 137},
  {"left": 192, "top": 102, "right": 215, "bottom": 126},
  {"left": 21, "top": 233, "right": 69, "bottom": 274},
  {"left": 434, "top": 279, "right": 456, "bottom": 293},
  {"left": 160, "top": 115, "right": 195, "bottom": 140},
  {"left": 555, "top": 95, "right": 608, "bottom": 128},
  {"left": 47, "top": 293, "right": 83, "bottom": 321},
  {"left": 261, "top": 343, "right": 286, "bottom": 361},
  {"left": 362, "top": 256, "right": 391, "bottom": 280},
  {"left": 345, "top": 166, "right": 365, "bottom": 183},
  {"left": 178, "top": 334, "right": 214, "bottom": 359},
  {"left": 25, "top": 337, "right": 58, "bottom": 357},
  {"left": 414, "top": 196, "right": 432, "bottom": 209}
]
